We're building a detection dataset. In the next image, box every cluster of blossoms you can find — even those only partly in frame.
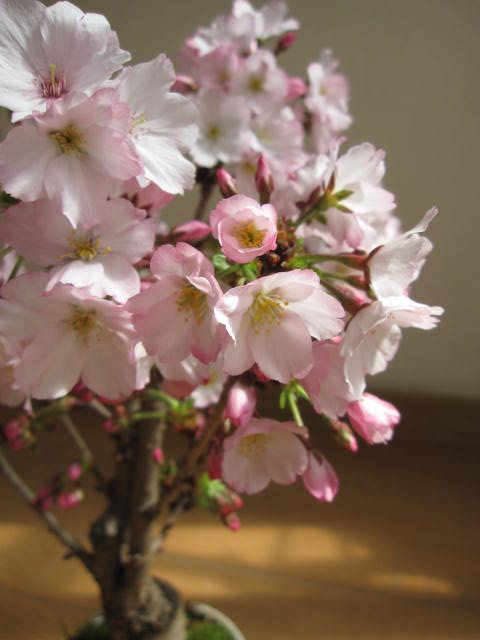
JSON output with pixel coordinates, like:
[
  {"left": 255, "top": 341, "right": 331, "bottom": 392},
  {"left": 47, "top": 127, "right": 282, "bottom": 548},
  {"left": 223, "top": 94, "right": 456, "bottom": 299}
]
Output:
[{"left": 0, "top": 0, "right": 442, "bottom": 522}]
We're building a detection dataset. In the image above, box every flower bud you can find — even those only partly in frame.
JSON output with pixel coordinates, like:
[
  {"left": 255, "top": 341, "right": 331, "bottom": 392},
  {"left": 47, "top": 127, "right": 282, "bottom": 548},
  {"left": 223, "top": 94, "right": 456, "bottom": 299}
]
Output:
[
  {"left": 68, "top": 462, "right": 83, "bottom": 482},
  {"left": 275, "top": 32, "right": 297, "bottom": 55},
  {"left": 347, "top": 394, "right": 401, "bottom": 445},
  {"left": 255, "top": 156, "right": 274, "bottom": 204},
  {"left": 217, "top": 168, "right": 238, "bottom": 198},
  {"left": 222, "top": 511, "right": 241, "bottom": 531},
  {"left": 58, "top": 489, "right": 84, "bottom": 510},
  {"left": 225, "top": 384, "right": 256, "bottom": 428},
  {"left": 152, "top": 448, "right": 165, "bottom": 464},
  {"left": 102, "top": 418, "right": 119, "bottom": 434},
  {"left": 173, "top": 220, "right": 211, "bottom": 242},
  {"left": 171, "top": 74, "right": 199, "bottom": 93},
  {"left": 330, "top": 419, "right": 358, "bottom": 452},
  {"left": 286, "top": 76, "right": 306, "bottom": 101}
]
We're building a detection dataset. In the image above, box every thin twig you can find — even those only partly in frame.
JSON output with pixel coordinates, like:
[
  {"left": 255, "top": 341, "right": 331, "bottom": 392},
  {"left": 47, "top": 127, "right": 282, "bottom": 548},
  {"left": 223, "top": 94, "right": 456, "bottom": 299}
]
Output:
[
  {"left": 61, "top": 414, "right": 107, "bottom": 490},
  {"left": 0, "top": 448, "right": 94, "bottom": 574},
  {"left": 89, "top": 398, "right": 113, "bottom": 419},
  {"left": 193, "top": 181, "right": 214, "bottom": 221}
]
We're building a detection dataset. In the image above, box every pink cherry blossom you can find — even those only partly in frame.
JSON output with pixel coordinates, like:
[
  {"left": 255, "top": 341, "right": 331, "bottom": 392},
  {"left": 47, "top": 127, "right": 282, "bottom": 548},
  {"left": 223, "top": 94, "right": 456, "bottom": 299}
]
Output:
[
  {"left": 0, "top": 89, "right": 142, "bottom": 227},
  {"left": 0, "top": 0, "right": 130, "bottom": 121},
  {"left": 191, "top": 89, "right": 253, "bottom": 167},
  {"left": 0, "top": 272, "right": 138, "bottom": 400},
  {"left": 231, "top": 50, "right": 289, "bottom": 111},
  {"left": 305, "top": 49, "right": 352, "bottom": 154},
  {"left": 232, "top": 0, "right": 299, "bottom": 41},
  {"left": 222, "top": 417, "right": 308, "bottom": 494},
  {"left": 341, "top": 296, "right": 443, "bottom": 398},
  {"left": 368, "top": 208, "right": 437, "bottom": 299},
  {"left": 0, "top": 197, "right": 155, "bottom": 303},
  {"left": 347, "top": 393, "right": 401, "bottom": 445},
  {"left": 127, "top": 243, "right": 224, "bottom": 364},
  {"left": 210, "top": 194, "right": 277, "bottom": 263},
  {"left": 302, "top": 450, "right": 339, "bottom": 502},
  {"left": 116, "top": 54, "right": 199, "bottom": 195},
  {"left": 215, "top": 269, "right": 344, "bottom": 383},
  {"left": 159, "top": 354, "right": 227, "bottom": 409},
  {"left": 299, "top": 341, "right": 355, "bottom": 419}
]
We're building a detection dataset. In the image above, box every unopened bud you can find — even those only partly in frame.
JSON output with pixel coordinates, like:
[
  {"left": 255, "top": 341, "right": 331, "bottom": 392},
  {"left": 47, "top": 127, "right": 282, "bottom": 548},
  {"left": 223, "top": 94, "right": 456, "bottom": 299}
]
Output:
[
  {"left": 173, "top": 220, "right": 211, "bottom": 242},
  {"left": 330, "top": 419, "right": 358, "bottom": 452},
  {"left": 255, "top": 156, "right": 274, "bottom": 204},
  {"left": 222, "top": 511, "right": 241, "bottom": 531},
  {"left": 171, "top": 74, "right": 199, "bottom": 93},
  {"left": 286, "top": 76, "right": 306, "bottom": 101},
  {"left": 275, "top": 32, "right": 297, "bottom": 55},
  {"left": 152, "top": 448, "right": 165, "bottom": 464},
  {"left": 68, "top": 463, "right": 83, "bottom": 482},
  {"left": 58, "top": 489, "right": 84, "bottom": 510},
  {"left": 102, "top": 418, "right": 119, "bottom": 434},
  {"left": 217, "top": 168, "right": 238, "bottom": 198}
]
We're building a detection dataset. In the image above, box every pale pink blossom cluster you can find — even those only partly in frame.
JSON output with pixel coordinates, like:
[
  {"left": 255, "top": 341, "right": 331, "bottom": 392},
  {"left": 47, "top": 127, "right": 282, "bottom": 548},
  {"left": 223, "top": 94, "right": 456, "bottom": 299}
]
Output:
[{"left": 0, "top": 0, "right": 442, "bottom": 517}]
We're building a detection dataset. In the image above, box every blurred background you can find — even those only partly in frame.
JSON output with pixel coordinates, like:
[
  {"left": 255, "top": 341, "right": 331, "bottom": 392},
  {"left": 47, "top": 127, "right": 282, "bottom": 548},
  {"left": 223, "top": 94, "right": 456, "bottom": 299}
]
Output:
[{"left": 1, "top": 2, "right": 479, "bottom": 639}]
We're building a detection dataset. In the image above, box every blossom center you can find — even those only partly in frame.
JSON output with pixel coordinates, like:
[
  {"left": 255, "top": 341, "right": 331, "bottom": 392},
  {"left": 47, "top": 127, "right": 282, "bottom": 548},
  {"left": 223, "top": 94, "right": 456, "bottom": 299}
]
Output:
[
  {"left": 66, "top": 306, "right": 99, "bottom": 342},
  {"left": 232, "top": 220, "right": 266, "bottom": 248},
  {"left": 67, "top": 230, "right": 110, "bottom": 262},
  {"left": 175, "top": 283, "right": 207, "bottom": 324},
  {"left": 250, "top": 292, "right": 288, "bottom": 334},
  {"left": 249, "top": 75, "right": 265, "bottom": 93},
  {"left": 49, "top": 125, "right": 85, "bottom": 155},
  {"left": 238, "top": 433, "right": 272, "bottom": 457},
  {"left": 39, "top": 63, "right": 67, "bottom": 99},
  {"left": 206, "top": 124, "right": 221, "bottom": 141}
]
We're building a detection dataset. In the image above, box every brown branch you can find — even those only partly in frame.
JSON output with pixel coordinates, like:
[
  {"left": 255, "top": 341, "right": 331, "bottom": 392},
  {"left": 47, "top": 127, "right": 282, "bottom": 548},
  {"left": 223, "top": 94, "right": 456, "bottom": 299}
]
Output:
[
  {"left": 0, "top": 447, "right": 94, "bottom": 574},
  {"left": 158, "top": 376, "right": 235, "bottom": 517},
  {"left": 193, "top": 180, "right": 215, "bottom": 221},
  {"left": 61, "top": 413, "right": 107, "bottom": 490}
]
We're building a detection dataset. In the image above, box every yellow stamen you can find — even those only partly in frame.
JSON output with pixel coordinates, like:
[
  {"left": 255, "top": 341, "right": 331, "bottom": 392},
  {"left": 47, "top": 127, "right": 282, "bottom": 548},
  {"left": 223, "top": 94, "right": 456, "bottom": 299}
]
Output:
[
  {"left": 66, "top": 306, "right": 99, "bottom": 342},
  {"left": 60, "top": 231, "right": 110, "bottom": 262},
  {"left": 250, "top": 292, "right": 287, "bottom": 334},
  {"left": 238, "top": 433, "right": 272, "bottom": 458},
  {"left": 232, "top": 220, "right": 266, "bottom": 249},
  {"left": 206, "top": 124, "right": 221, "bottom": 141},
  {"left": 175, "top": 282, "right": 207, "bottom": 325},
  {"left": 249, "top": 75, "right": 264, "bottom": 93},
  {"left": 49, "top": 124, "right": 85, "bottom": 155}
]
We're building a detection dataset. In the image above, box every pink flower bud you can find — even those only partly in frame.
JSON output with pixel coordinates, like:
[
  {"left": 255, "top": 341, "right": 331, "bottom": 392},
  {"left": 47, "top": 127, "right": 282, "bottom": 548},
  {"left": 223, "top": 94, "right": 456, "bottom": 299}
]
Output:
[
  {"left": 347, "top": 393, "right": 401, "bottom": 445},
  {"left": 275, "top": 32, "right": 297, "bottom": 55},
  {"left": 286, "top": 76, "right": 306, "bottom": 101},
  {"left": 173, "top": 220, "right": 211, "bottom": 242},
  {"left": 102, "top": 418, "right": 119, "bottom": 434},
  {"left": 255, "top": 156, "right": 274, "bottom": 204},
  {"left": 172, "top": 74, "right": 199, "bottom": 93},
  {"left": 217, "top": 168, "right": 238, "bottom": 198},
  {"left": 222, "top": 512, "right": 241, "bottom": 531},
  {"left": 302, "top": 451, "right": 339, "bottom": 502},
  {"left": 152, "top": 448, "right": 164, "bottom": 464},
  {"left": 58, "top": 489, "right": 84, "bottom": 510},
  {"left": 330, "top": 419, "right": 358, "bottom": 452},
  {"left": 226, "top": 384, "right": 256, "bottom": 428},
  {"left": 68, "top": 463, "right": 83, "bottom": 482}
]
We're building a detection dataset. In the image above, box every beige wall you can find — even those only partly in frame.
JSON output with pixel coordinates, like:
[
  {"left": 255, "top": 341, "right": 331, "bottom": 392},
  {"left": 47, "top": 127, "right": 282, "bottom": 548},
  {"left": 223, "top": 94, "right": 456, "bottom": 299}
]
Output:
[{"left": 47, "top": 1, "right": 480, "bottom": 399}]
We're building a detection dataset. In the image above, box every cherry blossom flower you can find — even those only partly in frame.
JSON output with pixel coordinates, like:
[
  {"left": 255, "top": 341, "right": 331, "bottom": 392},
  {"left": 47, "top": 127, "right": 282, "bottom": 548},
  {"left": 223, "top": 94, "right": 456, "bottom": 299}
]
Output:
[
  {"left": 232, "top": 0, "right": 299, "bottom": 41},
  {"left": 210, "top": 194, "right": 277, "bottom": 263},
  {"left": 305, "top": 49, "right": 352, "bottom": 154},
  {"left": 302, "top": 450, "right": 339, "bottom": 502},
  {"left": 222, "top": 417, "right": 308, "bottom": 494},
  {"left": 215, "top": 269, "right": 344, "bottom": 383},
  {"left": 191, "top": 89, "right": 252, "bottom": 167},
  {"left": 0, "top": 0, "right": 130, "bottom": 121},
  {"left": 0, "top": 198, "right": 155, "bottom": 303},
  {"left": 127, "top": 243, "right": 224, "bottom": 364},
  {"left": 159, "top": 354, "right": 227, "bottom": 409},
  {"left": 0, "top": 272, "right": 138, "bottom": 400},
  {"left": 368, "top": 208, "right": 437, "bottom": 299},
  {"left": 299, "top": 340, "right": 355, "bottom": 418},
  {"left": 341, "top": 296, "right": 443, "bottom": 397},
  {"left": 347, "top": 393, "right": 401, "bottom": 445},
  {"left": 231, "top": 50, "right": 289, "bottom": 111},
  {"left": 0, "top": 89, "right": 142, "bottom": 227},
  {"left": 116, "top": 54, "right": 199, "bottom": 195}
]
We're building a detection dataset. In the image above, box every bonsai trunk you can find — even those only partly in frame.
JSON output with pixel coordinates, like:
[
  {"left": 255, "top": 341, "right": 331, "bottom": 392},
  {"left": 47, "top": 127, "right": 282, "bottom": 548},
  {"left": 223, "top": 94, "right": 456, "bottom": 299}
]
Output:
[{"left": 89, "top": 417, "right": 184, "bottom": 640}]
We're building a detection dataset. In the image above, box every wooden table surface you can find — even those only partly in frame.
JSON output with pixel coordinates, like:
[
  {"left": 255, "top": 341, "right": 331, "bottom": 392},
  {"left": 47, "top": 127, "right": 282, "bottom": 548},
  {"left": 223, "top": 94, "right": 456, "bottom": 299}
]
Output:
[{"left": 0, "top": 393, "right": 479, "bottom": 639}]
